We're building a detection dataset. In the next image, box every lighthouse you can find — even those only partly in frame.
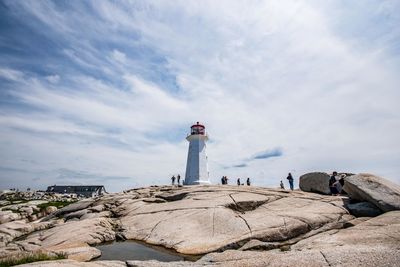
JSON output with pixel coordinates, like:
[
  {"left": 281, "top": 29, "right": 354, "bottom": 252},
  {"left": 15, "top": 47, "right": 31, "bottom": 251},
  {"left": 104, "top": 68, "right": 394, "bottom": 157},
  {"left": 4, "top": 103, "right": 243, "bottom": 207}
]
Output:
[{"left": 184, "top": 122, "right": 210, "bottom": 185}]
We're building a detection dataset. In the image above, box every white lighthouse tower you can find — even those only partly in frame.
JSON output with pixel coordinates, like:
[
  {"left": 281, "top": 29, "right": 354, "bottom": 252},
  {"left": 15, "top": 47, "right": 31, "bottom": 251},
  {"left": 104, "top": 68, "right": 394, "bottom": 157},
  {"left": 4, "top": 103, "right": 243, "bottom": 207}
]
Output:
[{"left": 184, "top": 122, "right": 210, "bottom": 185}]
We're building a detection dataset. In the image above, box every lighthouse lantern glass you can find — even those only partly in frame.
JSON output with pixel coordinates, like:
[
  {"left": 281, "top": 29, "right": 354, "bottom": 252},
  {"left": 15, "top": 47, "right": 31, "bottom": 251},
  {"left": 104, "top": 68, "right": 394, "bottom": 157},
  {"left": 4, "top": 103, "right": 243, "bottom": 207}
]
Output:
[{"left": 191, "top": 124, "right": 205, "bottom": 135}]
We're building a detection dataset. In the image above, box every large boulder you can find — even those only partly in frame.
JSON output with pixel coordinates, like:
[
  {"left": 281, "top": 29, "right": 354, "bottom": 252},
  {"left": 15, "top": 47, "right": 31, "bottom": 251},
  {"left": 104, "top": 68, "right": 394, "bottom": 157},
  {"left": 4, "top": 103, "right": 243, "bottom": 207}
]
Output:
[
  {"left": 343, "top": 173, "right": 400, "bottom": 212},
  {"left": 45, "top": 206, "right": 58, "bottom": 214},
  {"left": 299, "top": 172, "right": 331, "bottom": 195}
]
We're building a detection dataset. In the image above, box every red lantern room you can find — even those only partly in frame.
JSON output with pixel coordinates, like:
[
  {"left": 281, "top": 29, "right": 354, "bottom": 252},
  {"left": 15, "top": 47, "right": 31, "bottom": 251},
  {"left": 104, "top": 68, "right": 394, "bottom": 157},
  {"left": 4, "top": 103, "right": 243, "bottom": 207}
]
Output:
[{"left": 190, "top": 122, "right": 205, "bottom": 135}]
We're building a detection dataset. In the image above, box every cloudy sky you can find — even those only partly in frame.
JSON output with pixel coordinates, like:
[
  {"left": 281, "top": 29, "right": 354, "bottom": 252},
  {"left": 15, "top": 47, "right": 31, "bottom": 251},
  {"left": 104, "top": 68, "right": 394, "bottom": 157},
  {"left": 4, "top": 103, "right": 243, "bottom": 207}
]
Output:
[{"left": 0, "top": 0, "right": 399, "bottom": 192}]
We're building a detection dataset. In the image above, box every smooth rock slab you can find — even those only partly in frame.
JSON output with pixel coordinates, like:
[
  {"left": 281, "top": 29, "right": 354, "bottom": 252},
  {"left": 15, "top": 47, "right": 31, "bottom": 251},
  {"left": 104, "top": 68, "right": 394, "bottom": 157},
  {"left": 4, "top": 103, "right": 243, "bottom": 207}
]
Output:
[
  {"left": 292, "top": 211, "right": 400, "bottom": 251},
  {"left": 61, "top": 246, "right": 102, "bottom": 261},
  {"left": 119, "top": 186, "right": 349, "bottom": 255},
  {"left": 17, "top": 259, "right": 127, "bottom": 266},
  {"left": 195, "top": 211, "right": 400, "bottom": 266},
  {"left": 16, "top": 218, "right": 115, "bottom": 257},
  {"left": 343, "top": 173, "right": 400, "bottom": 212}
]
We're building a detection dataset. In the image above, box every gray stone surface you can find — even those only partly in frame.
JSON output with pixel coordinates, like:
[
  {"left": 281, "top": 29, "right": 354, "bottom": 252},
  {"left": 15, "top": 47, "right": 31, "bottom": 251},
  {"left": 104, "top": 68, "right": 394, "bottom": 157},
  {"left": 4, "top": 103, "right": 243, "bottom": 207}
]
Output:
[
  {"left": 17, "top": 260, "right": 127, "bottom": 266},
  {"left": 196, "top": 211, "right": 400, "bottom": 266},
  {"left": 3, "top": 184, "right": 400, "bottom": 266},
  {"left": 343, "top": 173, "right": 400, "bottom": 212},
  {"left": 0, "top": 210, "right": 21, "bottom": 224},
  {"left": 54, "top": 199, "right": 95, "bottom": 217},
  {"left": 118, "top": 186, "right": 349, "bottom": 254},
  {"left": 346, "top": 202, "right": 382, "bottom": 217},
  {"left": 45, "top": 206, "right": 58, "bottom": 214},
  {"left": 299, "top": 172, "right": 331, "bottom": 195}
]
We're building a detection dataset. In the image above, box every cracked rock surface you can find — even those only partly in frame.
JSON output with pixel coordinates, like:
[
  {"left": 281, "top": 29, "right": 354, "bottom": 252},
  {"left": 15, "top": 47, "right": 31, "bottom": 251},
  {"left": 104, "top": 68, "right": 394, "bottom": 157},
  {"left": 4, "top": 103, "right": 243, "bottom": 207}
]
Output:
[
  {"left": 117, "top": 186, "right": 349, "bottom": 254},
  {"left": 2, "top": 184, "right": 400, "bottom": 266}
]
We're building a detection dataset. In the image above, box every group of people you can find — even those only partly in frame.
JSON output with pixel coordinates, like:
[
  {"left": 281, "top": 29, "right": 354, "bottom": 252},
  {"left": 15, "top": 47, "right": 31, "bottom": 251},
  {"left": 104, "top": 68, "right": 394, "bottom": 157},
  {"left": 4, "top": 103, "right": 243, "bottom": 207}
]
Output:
[
  {"left": 170, "top": 172, "right": 344, "bottom": 194},
  {"left": 171, "top": 174, "right": 181, "bottom": 185},
  {"left": 279, "top": 172, "right": 294, "bottom": 190},
  {"left": 221, "top": 176, "right": 251, "bottom": 186},
  {"left": 237, "top": 177, "right": 251, "bottom": 186},
  {"left": 329, "top": 171, "right": 345, "bottom": 195},
  {"left": 221, "top": 176, "right": 229, "bottom": 184}
]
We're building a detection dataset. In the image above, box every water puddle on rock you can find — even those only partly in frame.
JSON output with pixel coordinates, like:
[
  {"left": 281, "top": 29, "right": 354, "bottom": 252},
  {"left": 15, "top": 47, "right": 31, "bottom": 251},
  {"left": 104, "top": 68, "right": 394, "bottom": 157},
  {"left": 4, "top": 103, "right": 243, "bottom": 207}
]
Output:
[{"left": 94, "top": 241, "right": 201, "bottom": 262}]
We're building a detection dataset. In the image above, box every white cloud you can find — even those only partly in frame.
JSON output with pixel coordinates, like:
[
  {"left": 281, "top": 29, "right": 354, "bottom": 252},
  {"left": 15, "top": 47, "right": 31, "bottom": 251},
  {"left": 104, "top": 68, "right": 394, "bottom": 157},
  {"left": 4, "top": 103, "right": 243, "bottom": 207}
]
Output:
[
  {"left": 0, "top": 0, "right": 399, "bottom": 191},
  {"left": 0, "top": 68, "right": 24, "bottom": 81},
  {"left": 45, "top": 74, "right": 60, "bottom": 84},
  {"left": 111, "top": 49, "right": 127, "bottom": 64}
]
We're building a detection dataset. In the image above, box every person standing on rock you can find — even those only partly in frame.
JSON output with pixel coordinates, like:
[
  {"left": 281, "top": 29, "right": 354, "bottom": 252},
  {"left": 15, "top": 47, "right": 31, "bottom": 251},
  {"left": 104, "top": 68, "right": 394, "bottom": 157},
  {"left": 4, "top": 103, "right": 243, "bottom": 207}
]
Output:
[
  {"left": 329, "top": 172, "right": 338, "bottom": 195},
  {"left": 246, "top": 177, "right": 251, "bottom": 186},
  {"left": 237, "top": 178, "right": 241, "bottom": 186},
  {"left": 287, "top": 173, "right": 294, "bottom": 190},
  {"left": 221, "top": 176, "right": 227, "bottom": 185},
  {"left": 177, "top": 174, "right": 181, "bottom": 185},
  {"left": 334, "top": 174, "right": 343, "bottom": 195},
  {"left": 171, "top": 175, "right": 176, "bottom": 185}
]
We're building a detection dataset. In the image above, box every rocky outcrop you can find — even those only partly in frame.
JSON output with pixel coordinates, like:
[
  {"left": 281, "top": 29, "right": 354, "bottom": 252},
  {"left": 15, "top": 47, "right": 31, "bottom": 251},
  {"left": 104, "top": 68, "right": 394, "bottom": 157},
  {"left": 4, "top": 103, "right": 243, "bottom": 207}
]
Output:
[
  {"left": 118, "top": 186, "right": 350, "bottom": 255},
  {"left": 0, "top": 210, "right": 21, "bottom": 224},
  {"left": 299, "top": 172, "right": 331, "bottom": 195},
  {"left": 15, "top": 217, "right": 115, "bottom": 261},
  {"left": 0, "top": 200, "right": 69, "bottom": 224},
  {"left": 191, "top": 211, "right": 400, "bottom": 266},
  {"left": 0, "top": 186, "right": 352, "bottom": 262},
  {"left": 3, "top": 182, "right": 400, "bottom": 266},
  {"left": 0, "top": 219, "right": 60, "bottom": 258},
  {"left": 343, "top": 173, "right": 400, "bottom": 212}
]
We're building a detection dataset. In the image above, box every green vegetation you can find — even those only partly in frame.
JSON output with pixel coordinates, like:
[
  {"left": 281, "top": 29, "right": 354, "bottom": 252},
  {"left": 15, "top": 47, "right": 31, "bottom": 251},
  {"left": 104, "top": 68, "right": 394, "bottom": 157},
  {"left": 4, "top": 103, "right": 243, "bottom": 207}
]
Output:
[
  {"left": 37, "top": 201, "right": 74, "bottom": 210},
  {"left": 0, "top": 252, "right": 66, "bottom": 267}
]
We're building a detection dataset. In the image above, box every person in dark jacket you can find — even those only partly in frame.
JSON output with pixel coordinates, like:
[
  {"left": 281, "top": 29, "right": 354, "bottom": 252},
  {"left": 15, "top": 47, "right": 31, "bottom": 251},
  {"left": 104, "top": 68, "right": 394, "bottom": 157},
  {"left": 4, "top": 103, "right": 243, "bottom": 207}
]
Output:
[
  {"left": 329, "top": 171, "right": 338, "bottom": 195},
  {"left": 287, "top": 173, "right": 294, "bottom": 190},
  {"left": 246, "top": 178, "right": 251, "bottom": 186},
  {"left": 237, "top": 178, "right": 241, "bottom": 186}
]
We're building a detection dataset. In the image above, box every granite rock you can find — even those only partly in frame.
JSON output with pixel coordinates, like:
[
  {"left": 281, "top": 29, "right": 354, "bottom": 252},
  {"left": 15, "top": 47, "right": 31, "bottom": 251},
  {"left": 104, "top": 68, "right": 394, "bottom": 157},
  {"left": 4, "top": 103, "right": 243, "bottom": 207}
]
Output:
[
  {"left": 346, "top": 202, "right": 382, "bottom": 217},
  {"left": 299, "top": 172, "right": 331, "bottom": 195},
  {"left": 343, "top": 173, "right": 400, "bottom": 212}
]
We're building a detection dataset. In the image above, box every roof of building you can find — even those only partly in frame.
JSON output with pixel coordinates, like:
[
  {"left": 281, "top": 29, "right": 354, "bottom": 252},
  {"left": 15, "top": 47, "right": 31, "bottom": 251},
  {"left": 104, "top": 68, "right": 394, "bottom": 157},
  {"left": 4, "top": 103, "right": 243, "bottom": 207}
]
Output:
[{"left": 46, "top": 185, "right": 106, "bottom": 193}]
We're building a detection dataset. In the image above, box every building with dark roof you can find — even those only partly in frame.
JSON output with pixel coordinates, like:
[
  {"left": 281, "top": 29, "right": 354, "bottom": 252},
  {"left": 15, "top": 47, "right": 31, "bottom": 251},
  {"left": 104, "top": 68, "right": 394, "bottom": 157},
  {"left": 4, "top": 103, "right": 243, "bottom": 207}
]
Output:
[{"left": 46, "top": 185, "right": 106, "bottom": 198}]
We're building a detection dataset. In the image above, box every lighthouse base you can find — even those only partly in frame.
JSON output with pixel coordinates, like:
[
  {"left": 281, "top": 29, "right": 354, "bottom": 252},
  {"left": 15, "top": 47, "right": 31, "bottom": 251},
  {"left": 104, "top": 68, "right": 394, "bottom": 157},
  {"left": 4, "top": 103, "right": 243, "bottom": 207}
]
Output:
[{"left": 184, "top": 180, "right": 211, "bottom": 185}]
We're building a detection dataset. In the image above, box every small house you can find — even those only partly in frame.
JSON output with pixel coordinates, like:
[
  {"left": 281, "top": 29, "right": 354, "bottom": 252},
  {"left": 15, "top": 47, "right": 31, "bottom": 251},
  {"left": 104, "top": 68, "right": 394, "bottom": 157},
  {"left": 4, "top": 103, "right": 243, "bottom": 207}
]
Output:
[{"left": 46, "top": 185, "right": 107, "bottom": 198}]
